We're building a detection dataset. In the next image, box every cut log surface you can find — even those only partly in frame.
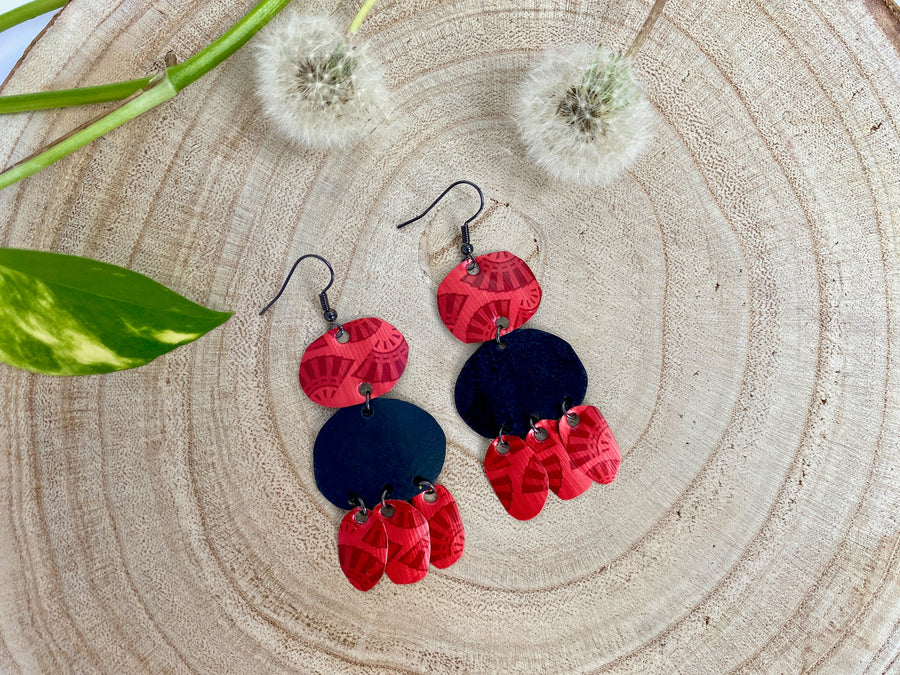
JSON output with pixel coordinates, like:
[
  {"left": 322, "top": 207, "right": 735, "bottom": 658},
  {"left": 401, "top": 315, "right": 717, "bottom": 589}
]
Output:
[{"left": 1, "top": 1, "right": 900, "bottom": 672}]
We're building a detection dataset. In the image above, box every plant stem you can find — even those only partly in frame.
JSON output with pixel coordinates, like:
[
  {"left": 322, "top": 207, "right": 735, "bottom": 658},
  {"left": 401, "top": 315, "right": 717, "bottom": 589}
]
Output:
[
  {"left": 348, "top": 0, "right": 378, "bottom": 35},
  {"left": 0, "top": 0, "right": 293, "bottom": 191},
  {"left": 0, "top": 0, "right": 370, "bottom": 113},
  {"left": 626, "top": 0, "right": 669, "bottom": 59},
  {"left": 0, "top": 77, "right": 176, "bottom": 190},
  {"left": 166, "top": 0, "right": 291, "bottom": 91},
  {"left": 0, "top": 78, "right": 151, "bottom": 113},
  {"left": 0, "top": 0, "right": 65, "bottom": 34}
]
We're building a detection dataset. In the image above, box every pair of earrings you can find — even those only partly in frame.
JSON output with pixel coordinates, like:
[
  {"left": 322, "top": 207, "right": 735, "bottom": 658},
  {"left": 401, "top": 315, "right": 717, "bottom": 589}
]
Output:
[{"left": 260, "top": 181, "right": 620, "bottom": 591}]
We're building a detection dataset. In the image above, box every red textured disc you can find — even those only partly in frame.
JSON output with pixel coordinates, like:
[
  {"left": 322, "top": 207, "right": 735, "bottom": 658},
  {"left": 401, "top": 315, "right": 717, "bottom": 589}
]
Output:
[
  {"left": 411, "top": 485, "right": 465, "bottom": 569},
  {"left": 558, "top": 405, "right": 621, "bottom": 484},
  {"left": 337, "top": 508, "right": 387, "bottom": 592},
  {"left": 525, "top": 419, "right": 592, "bottom": 500},
  {"left": 483, "top": 435, "right": 549, "bottom": 521},
  {"left": 437, "top": 251, "right": 542, "bottom": 343},
  {"left": 373, "top": 500, "right": 431, "bottom": 584},
  {"left": 299, "top": 317, "right": 408, "bottom": 408}
]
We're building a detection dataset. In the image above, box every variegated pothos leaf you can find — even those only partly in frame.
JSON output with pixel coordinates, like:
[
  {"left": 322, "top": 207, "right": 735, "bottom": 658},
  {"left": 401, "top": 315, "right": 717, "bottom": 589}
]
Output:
[{"left": 0, "top": 248, "right": 232, "bottom": 376}]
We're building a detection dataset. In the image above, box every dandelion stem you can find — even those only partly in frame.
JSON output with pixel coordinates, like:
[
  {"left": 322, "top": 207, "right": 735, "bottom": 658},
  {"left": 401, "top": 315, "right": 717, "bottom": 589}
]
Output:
[
  {"left": 0, "top": 0, "right": 65, "bottom": 34},
  {"left": 348, "top": 0, "right": 378, "bottom": 35},
  {"left": 0, "top": 0, "right": 293, "bottom": 191},
  {"left": 625, "top": 0, "right": 669, "bottom": 59}
]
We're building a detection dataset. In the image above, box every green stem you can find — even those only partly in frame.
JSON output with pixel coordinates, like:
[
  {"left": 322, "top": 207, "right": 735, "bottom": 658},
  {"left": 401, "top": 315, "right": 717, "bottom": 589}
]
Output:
[
  {"left": 0, "top": 77, "right": 176, "bottom": 190},
  {"left": 0, "top": 0, "right": 293, "bottom": 191},
  {"left": 166, "top": 0, "right": 291, "bottom": 91},
  {"left": 0, "top": 78, "right": 150, "bottom": 113},
  {"left": 0, "top": 0, "right": 65, "bottom": 34},
  {"left": 348, "top": 0, "right": 378, "bottom": 35}
]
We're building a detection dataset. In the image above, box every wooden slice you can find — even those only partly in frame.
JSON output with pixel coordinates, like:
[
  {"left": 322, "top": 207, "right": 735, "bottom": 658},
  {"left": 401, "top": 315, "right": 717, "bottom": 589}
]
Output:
[{"left": 0, "top": 0, "right": 899, "bottom": 671}]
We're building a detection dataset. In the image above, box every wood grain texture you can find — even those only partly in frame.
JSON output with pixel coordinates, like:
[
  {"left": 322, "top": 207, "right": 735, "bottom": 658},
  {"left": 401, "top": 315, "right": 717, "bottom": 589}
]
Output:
[{"left": 1, "top": 0, "right": 900, "bottom": 672}]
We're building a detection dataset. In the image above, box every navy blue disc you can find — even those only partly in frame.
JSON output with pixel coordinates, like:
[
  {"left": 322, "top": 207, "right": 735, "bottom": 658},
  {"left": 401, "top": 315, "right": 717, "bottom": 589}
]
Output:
[
  {"left": 313, "top": 398, "right": 446, "bottom": 509},
  {"left": 454, "top": 328, "right": 588, "bottom": 438}
]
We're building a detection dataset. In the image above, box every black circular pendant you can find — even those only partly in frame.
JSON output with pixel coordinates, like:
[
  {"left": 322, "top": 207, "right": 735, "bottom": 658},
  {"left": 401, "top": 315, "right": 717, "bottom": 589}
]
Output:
[
  {"left": 454, "top": 328, "right": 588, "bottom": 438},
  {"left": 313, "top": 398, "right": 446, "bottom": 509}
]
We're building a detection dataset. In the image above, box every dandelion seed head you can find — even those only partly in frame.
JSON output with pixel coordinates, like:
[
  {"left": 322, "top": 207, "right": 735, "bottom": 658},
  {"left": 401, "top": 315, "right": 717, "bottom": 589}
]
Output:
[
  {"left": 517, "top": 45, "right": 653, "bottom": 186},
  {"left": 254, "top": 10, "right": 388, "bottom": 150}
]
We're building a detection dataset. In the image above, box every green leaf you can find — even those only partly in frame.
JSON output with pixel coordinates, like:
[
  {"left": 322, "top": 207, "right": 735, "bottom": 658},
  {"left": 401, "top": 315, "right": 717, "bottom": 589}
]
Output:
[{"left": 0, "top": 248, "right": 232, "bottom": 376}]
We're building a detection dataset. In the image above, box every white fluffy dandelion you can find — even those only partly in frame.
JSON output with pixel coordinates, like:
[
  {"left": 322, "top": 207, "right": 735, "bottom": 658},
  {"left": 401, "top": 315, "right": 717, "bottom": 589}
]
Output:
[
  {"left": 253, "top": 10, "right": 388, "bottom": 150},
  {"left": 516, "top": 45, "right": 654, "bottom": 186}
]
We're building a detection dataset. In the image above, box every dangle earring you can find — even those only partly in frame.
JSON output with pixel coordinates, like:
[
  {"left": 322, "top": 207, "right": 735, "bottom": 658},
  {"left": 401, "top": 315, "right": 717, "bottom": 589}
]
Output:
[
  {"left": 397, "top": 182, "right": 621, "bottom": 520},
  {"left": 260, "top": 254, "right": 464, "bottom": 590}
]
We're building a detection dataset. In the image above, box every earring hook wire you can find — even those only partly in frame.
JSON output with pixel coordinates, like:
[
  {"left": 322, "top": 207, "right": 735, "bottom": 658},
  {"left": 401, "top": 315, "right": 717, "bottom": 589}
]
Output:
[
  {"left": 258, "top": 254, "right": 340, "bottom": 330},
  {"left": 395, "top": 180, "right": 485, "bottom": 267}
]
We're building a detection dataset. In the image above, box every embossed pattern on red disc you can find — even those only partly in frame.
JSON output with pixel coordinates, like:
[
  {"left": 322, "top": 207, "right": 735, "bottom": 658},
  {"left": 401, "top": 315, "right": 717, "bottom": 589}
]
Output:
[
  {"left": 525, "top": 419, "right": 592, "bottom": 500},
  {"left": 411, "top": 485, "right": 465, "bottom": 569},
  {"left": 373, "top": 500, "right": 431, "bottom": 584},
  {"left": 558, "top": 405, "right": 621, "bottom": 485},
  {"left": 299, "top": 317, "right": 408, "bottom": 408},
  {"left": 337, "top": 508, "right": 388, "bottom": 592},
  {"left": 484, "top": 435, "right": 549, "bottom": 520},
  {"left": 437, "top": 251, "right": 542, "bottom": 343}
]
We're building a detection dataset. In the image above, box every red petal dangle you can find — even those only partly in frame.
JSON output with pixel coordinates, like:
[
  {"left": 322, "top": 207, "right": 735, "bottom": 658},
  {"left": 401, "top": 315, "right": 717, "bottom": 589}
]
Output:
[
  {"left": 437, "top": 251, "right": 542, "bottom": 343},
  {"left": 411, "top": 484, "right": 465, "bottom": 569},
  {"left": 299, "top": 317, "right": 409, "bottom": 408},
  {"left": 558, "top": 405, "right": 621, "bottom": 484},
  {"left": 525, "top": 419, "right": 592, "bottom": 500},
  {"left": 337, "top": 507, "right": 388, "bottom": 592},
  {"left": 484, "top": 435, "right": 549, "bottom": 520},
  {"left": 373, "top": 500, "right": 431, "bottom": 584}
]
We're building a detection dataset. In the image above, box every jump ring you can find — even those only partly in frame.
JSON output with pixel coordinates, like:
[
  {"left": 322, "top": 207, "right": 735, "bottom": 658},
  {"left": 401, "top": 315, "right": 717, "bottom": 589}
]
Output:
[
  {"left": 417, "top": 479, "right": 437, "bottom": 495},
  {"left": 352, "top": 494, "right": 369, "bottom": 516},
  {"left": 496, "top": 426, "right": 511, "bottom": 454}
]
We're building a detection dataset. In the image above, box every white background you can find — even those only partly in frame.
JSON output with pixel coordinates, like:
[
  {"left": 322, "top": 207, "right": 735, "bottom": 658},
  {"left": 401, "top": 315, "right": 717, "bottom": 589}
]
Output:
[{"left": 1, "top": 0, "right": 59, "bottom": 83}]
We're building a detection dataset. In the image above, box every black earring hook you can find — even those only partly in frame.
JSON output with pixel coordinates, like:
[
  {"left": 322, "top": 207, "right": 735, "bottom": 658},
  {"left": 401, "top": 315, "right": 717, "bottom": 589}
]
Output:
[
  {"left": 258, "top": 254, "right": 341, "bottom": 331},
  {"left": 396, "top": 180, "right": 484, "bottom": 269}
]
